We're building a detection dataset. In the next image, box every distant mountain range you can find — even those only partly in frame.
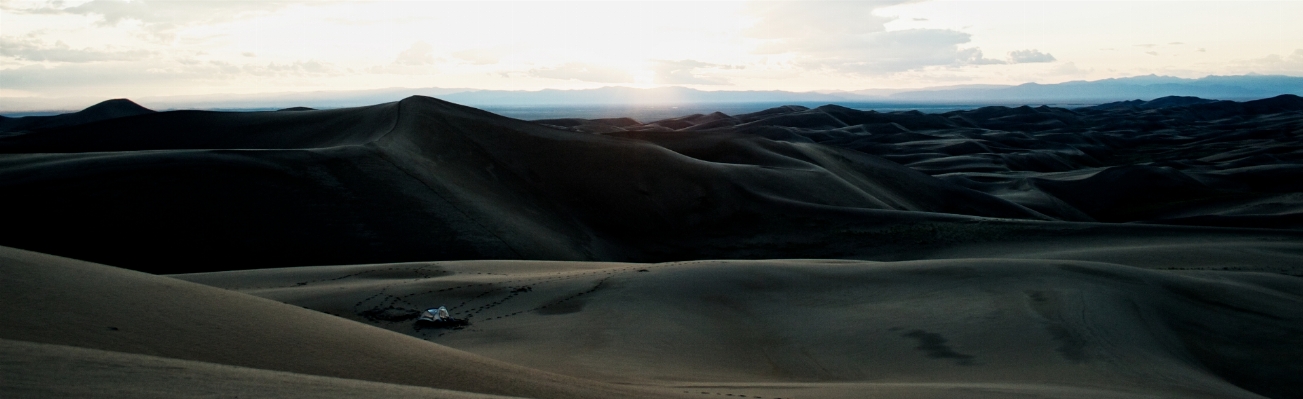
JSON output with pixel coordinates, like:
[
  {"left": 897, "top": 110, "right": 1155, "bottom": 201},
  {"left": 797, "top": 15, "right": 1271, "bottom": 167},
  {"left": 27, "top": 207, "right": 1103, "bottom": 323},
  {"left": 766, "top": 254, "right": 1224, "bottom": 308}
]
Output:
[
  {"left": 873, "top": 74, "right": 1303, "bottom": 104},
  {"left": 4, "top": 74, "right": 1302, "bottom": 115}
]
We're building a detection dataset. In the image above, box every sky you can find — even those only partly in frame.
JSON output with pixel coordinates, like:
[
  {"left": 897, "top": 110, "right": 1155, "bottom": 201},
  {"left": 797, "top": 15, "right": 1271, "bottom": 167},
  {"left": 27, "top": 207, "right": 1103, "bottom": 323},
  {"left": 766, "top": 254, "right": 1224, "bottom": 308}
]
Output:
[{"left": 2, "top": 0, "right": 1303, "bottom": 106}]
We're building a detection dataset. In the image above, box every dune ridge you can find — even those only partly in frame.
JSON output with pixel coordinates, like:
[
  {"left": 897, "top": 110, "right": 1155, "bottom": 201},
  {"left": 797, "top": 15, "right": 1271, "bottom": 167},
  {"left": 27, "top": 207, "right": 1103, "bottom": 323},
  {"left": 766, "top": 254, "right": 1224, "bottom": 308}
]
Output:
[
  {"left": 0, "top": 245, "right": 692, "bottom": 399},
  {"left": 4, "top": 241, "right": 1300, "bottom": 398},
  {"left": 568, "top": 95, "right": 1303, "bottom": 229},
  {"left": 0, "top": 96, "right": 1053, "bottom": 272},
  {"left": 2, "top": 96, "right": 1302, "bottom": 273},
  {"left": 174, "top": 254, "right": 1303, "bottom": 399},
  {"left": 0, "top": 339, "right": 520, "bottom": 399},
  {"left": 2, "top": 96, "right": 1302, "bottom": 398}
]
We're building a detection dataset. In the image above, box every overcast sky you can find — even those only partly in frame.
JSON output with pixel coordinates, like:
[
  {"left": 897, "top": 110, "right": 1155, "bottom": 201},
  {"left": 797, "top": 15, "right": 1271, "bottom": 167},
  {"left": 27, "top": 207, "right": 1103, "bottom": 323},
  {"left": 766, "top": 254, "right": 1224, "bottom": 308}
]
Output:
[{"left": 2, "top": 0, "right": 1302, "bottom": 104}]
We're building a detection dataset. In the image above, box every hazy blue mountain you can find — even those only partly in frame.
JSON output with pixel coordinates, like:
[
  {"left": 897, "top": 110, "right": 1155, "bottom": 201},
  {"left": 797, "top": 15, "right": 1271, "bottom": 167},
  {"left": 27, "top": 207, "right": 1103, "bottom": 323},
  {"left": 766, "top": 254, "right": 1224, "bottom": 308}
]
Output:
[
  {"left": 881, "top": 74, "right": 1303, "bottom": 103},
  {"left": 31, "top": 74, "right": 1299, "bottom": 115}
]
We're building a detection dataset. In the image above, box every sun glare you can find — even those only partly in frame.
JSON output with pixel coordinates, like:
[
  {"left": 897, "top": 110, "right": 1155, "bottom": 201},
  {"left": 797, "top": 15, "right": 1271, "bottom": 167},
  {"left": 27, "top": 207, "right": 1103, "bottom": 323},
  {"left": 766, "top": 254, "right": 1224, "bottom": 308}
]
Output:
[
  {"left": 0, "top": 0, "right": 1300, "bottom": 106},
  {"left": 632, "top": 69, "right": 656, "bottom": 88}
]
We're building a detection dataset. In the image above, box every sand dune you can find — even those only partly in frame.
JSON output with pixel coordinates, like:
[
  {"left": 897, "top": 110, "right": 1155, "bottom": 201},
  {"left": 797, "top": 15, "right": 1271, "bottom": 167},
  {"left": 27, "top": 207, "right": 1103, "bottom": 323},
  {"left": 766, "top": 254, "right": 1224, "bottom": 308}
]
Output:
[
  {"left": 0, "top": 339, "right": 517, "bottom": 399},
  {"left": 5, "top": 241, "right": 1298, "bottom": 398},
  {"left": 561, "top": 95, "right": 1303, "bottom": 230},
  {"left": 2, "top": 96, "right": 1301, "bottom": 398},
  {"left": 175, "top": 254, "right": 1303, "bottom": 399},
  {"left": 0, "top": 96, "right": 1047, "bottom": 272},
  {"left": 4, "top": 95, "right": 1301, "bottom": 273},
  {"left": 0, "top": 245, "right": 690, "bottom": 399}
]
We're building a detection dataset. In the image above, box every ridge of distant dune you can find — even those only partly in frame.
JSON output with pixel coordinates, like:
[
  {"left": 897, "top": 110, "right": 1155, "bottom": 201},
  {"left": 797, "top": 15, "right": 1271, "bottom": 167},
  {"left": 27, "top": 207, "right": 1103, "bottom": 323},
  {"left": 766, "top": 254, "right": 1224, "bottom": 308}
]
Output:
[
  {"left": 0, "top": 95, "right": 1301, "bottom": 273},
  {"left": 0, "top": 245, "right": 685, "bottom": 399},
  {"left": 546, "top": 95, "right": 1303, "bottom": 230},
  {"left": 0, "top": 96, "right": 1052, "bottom": 272},
  {"left": 2, "top": 94, "right": 1302, "bottom": 399}
]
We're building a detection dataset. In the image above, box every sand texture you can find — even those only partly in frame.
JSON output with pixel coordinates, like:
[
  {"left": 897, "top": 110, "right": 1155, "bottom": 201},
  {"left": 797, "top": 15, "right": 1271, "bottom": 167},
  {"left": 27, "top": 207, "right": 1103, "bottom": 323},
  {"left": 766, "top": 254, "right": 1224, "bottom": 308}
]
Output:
[
  {"left": 2, "top": 96, "right": 1302, "bottom": 398},
  {"left": 0, "top": 339, "right": 519, "bottom": 399},
  {"left": 0, "top": 246, "right": 695, "bottom": 399},
  {"left": 4, "top": 242, "right": 1300, "bottom": 398},
  {"left": 3, "top": 96, "right": 1303, "bottom": 273},
  {"left": 174, "top": 252, "right": 1303, "bottom": 399}
]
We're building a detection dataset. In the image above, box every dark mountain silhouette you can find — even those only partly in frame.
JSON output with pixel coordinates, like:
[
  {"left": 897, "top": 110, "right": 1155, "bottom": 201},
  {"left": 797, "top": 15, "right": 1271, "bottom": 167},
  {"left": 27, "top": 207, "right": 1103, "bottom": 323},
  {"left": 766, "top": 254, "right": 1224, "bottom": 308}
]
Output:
[{"left": 0, "top": 99, "right": 154, "bottom": 133}]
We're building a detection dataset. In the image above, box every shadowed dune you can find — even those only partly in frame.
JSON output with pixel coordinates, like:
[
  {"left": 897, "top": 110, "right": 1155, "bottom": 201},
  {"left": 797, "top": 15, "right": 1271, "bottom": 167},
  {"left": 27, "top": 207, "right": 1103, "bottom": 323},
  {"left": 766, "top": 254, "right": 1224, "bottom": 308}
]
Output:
[
  {"left": 0, "top": 245, "right": 689, "bottom": 399},
  {"left": 0, "top": 96, "right": 1052, "bottom": 272},
  {"left": 547, "top": 95, "right": 1303, "bottom": 230},
  {"left": 1, "top": 339, "right": 518, "bottom": 399},
  {"left": 1, "top": 96, "right": 1301, "bottom": 269},
  {"left": 176, "top": 252, "right": 1303, "bottom": 399},
  {"left": 3, "top": 242, "right": 1300, "bottom": 398},
  {"left": 2, "top": 95, "right": 1303, "bottom": 398}
]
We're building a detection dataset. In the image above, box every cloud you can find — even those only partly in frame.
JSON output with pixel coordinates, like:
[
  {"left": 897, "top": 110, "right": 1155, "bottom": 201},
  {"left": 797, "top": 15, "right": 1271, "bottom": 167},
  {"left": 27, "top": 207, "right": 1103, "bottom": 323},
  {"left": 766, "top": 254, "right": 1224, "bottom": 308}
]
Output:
[
  {"left": 212, "top": 59, "right": 337, "bottom": 77},
  {"left": 790, "top": 29, "right": 1006, "bottom": 73},
  {"left": 745, "top": 1, "right": 905, "bottom": 40},
  {"left": 1049, "top": 61, "right": 1091, "bottom": 75},
  {"left": 1233, "top": 49, "right": 1303, "bottom": 75},
  {"left": 10, "top": 0, "right": 305, "bottom": 39},
  {"left": 651, "top": 60, "right": 732, "bottom": 85},
  {"left": 528, "top": 60, "right": 733, "bottom": 85},
  {"left": 744, "top": 2, "right": 1004, "bottom": 74},
  {"left": 0, "top": 58, "right": 338, "bottom": 94},
  {"left": 452, "top": 49, "right": 500, "bottom": 65},
  {"left": 1008, "top": 49, "right": 1056, "bottom": 63},
  {"left": 394, "top": 42, "right": 437, "bottom": 66},
  {"left": 531, "top": 63, "right": 634, "bottom": 83},
  {"left": 0, "top": 36, "right": 150, "bottom": 62},
  {"left": 367, "top": 42, "right": 443, "bottom": 74}
]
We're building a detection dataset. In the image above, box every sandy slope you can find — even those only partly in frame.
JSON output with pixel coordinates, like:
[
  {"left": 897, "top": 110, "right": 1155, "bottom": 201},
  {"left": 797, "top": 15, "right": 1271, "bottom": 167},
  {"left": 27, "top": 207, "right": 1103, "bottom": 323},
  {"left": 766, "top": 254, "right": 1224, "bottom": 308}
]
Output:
[
  {"left": 2, "top": 97, "right": 1301, "bottom": 398},
  {"left": 0, "top": 339, "right": 518, "bottom": 399},
  {"left": 7, "top": 239, "right": 1299, "bottom": 398},
  {"left": 0, "top": 246, "right": 690, "bottom": 399},
  {"left": 178, "top": 247, "right": 1303, "bottom": 399},
  {"left": 0, "top": 96, "right": 1044, "bottom": 273},
  {"left": 575, "top": 96, "right": 1303, "bottom": 229},
  {"left": 3, "top": 96, "right": 1301, "bottom": 274}
]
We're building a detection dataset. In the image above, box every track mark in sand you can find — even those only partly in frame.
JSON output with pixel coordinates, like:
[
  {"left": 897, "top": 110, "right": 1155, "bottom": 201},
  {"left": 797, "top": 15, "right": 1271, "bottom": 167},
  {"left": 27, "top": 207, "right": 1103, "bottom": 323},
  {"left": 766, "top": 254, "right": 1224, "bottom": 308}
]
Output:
[
  {"left": 902, "top": 329, "right": 976, "bottom": 365},
  {"left": 227, "top": 265, "right": 445, "bottom": 290},
  {"left": 1025, "top": 290, "right": 1088, "bottom": 362},
  {"left": 530, "top": 275, "right": 613, "bottom": 316},
  {"left": 454, "top": 285, "right": 533, "bottom": 318},
  {"left": 682, "top": 390, "right": 788, "bottom": 398},
  {"left": 400, "top": 264, "right": 685, "bottom": 338}
]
